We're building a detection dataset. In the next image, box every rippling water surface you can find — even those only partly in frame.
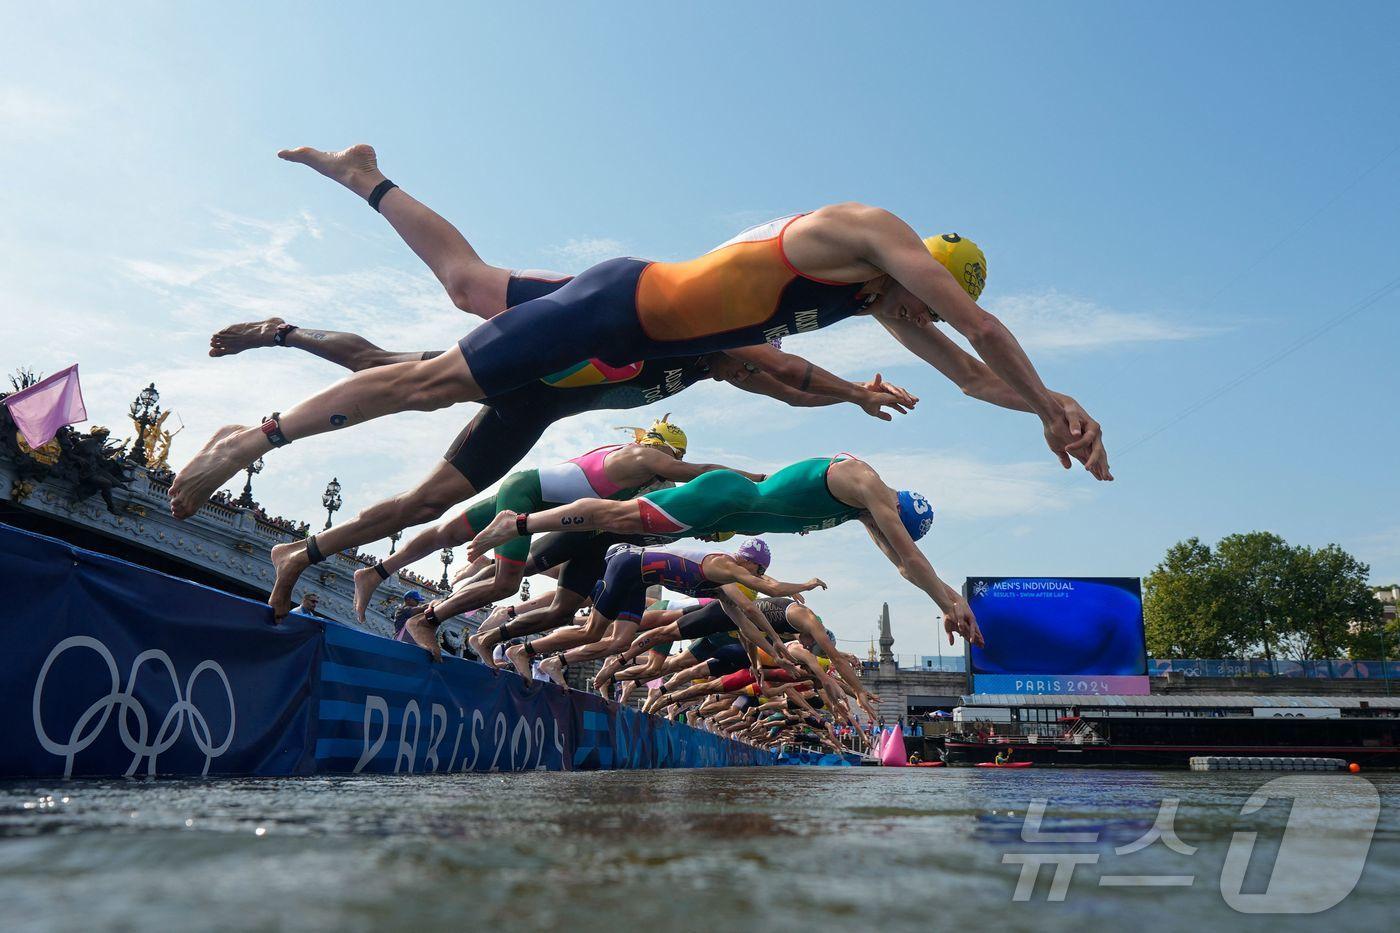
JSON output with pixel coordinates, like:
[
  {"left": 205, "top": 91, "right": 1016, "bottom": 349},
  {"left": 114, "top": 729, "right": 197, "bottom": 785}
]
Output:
[{"left": 1, "top": 768, "right": 1396, "bottom": 932}]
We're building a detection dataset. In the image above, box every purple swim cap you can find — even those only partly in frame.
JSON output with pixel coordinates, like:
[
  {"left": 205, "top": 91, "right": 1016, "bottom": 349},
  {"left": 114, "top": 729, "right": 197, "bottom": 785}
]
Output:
[{"left": 735, "top": 537, "right": 772, "bottom": 572}]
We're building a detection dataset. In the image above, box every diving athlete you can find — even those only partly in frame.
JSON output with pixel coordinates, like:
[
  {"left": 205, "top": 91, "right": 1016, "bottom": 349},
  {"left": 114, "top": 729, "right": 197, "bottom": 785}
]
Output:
[
  {"left": 467, "top": 454, "right": 981, "bottom": 646},
  {"left": 171, "top": 144, "right": 1111, "bottom": 519},
  {"left": 203, "top": 160, "right": 915, "bottom": 611},
  {"left": 336, "top": 417, "right": 734, "bottom": 617},
  {"left": 504, "top": 538, "right": 816, "bottom": 684},
  {"left": 618, "top": 596, "right": 874, "bottom": 716},
  {"left": 356, "top": 421, "right": 751, "bottom": 654}
]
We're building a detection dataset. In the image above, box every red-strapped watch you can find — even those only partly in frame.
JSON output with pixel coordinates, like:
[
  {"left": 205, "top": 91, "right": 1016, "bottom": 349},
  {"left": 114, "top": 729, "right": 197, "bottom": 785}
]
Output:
[{"left": 515, "top": 513, "right": 530, "bottom": 537}]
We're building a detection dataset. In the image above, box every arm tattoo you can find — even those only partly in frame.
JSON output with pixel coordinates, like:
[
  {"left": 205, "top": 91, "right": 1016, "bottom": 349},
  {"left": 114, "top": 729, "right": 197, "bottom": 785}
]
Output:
[{"left": 799, "top": 361, "right": 814, "bottom": 393}]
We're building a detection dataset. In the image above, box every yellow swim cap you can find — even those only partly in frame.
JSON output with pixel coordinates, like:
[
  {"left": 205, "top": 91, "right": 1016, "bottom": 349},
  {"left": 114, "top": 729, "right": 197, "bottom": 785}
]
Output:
[
  {"left": 636, "top": 414, "right": 687, "bottom": 456},
  {"left": 924, "top": 233, "right": 987, "bottom": 301}
]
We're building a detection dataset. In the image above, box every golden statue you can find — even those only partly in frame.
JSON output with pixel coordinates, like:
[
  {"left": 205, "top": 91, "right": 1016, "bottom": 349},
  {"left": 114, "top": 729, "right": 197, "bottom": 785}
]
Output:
[
  {"left": 16, "top": 433, "right": 61, "bottom": 466},
  {"left": 131, "top": 410, "right": 180, "bottom": 469}
]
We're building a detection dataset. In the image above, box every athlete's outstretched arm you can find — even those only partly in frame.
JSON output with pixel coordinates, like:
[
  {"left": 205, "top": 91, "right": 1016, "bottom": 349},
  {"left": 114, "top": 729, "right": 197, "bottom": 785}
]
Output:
[
  {"left": 715, "top": 584, "right": 796, "bottom": 668},
  {"left": 705, "top": 556, "right": 827, "bottom": 601},
  {"left": 858, "top": 508, "right": 980, "bottom": 648},
  {"left": 831, "top": 461, "right": 980, "bottom": 645},
  {"left": 873, "top": 318, "right": 1111, "bottom": 480},
  {"left": 634, "top": 447, "right": 765, "bottom": 484},
  {"left": 793, "top": 605, "right": 874, "bottom": 713},
  {"left": 852, "top": 207, "right": 1083, "bottom": 466},
  {"left": 721, "top": 368, "right": 909, "bottom": 422},
  {"left": 724, "top": 345, "right": 918, "bottom": 417}
]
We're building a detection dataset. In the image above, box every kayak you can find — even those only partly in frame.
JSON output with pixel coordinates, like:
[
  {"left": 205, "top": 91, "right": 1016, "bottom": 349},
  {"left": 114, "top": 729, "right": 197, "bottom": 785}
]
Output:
[
  {"left": 913, "top": 761, "right": 944, "bottom": 768},
  {"left": 976, "top": 761, "right": 1033, "bottom": 768}
]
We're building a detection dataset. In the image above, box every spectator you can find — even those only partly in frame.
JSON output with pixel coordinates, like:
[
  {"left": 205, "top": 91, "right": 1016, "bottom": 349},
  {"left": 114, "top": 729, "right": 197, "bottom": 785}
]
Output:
[
  {"left": 297, "top": 592, "right": 329, "bottom": 619},
  {"left": 392, "top": 591, "right": 425, "bottom": 642}
]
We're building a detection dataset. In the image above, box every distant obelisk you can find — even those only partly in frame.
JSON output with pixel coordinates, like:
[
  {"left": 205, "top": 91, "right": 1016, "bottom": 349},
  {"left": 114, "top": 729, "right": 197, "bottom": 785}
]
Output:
[{"left": 878, "top": 602, "right": 894, "bottom": 665}]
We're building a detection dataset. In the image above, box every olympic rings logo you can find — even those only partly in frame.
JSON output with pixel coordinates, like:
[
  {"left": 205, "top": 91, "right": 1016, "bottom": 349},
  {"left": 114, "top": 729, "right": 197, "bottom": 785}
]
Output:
[{"left": 32, "top": 636, "right": 236, "bottom": 778}]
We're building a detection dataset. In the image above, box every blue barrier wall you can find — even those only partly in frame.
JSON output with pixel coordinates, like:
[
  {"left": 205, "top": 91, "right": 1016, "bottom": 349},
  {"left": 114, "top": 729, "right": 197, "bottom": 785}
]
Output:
[
  {"left": 1149, "top": 658, "right": 1400, "bottom": 679},
  {"left": 1, "top": 524, "right": 772, "bottom": 778}
]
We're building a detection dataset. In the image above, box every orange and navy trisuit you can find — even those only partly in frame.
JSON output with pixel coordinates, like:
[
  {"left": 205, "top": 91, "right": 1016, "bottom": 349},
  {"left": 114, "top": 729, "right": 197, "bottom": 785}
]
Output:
[{"left": 457, "top": 215, "right": 876, "bottom": 397}]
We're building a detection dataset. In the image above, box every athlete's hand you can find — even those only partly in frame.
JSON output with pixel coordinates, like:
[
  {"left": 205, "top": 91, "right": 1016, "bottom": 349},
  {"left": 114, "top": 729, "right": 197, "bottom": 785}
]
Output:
[
  {"left": 855, "top": 374, "right": 916, "bottom": 422},
  {"left": 1057, "top": 394, "right": 1113, "bottom": 482},
  {"left": 942, "top": 599, "right": 983, "bottom": 648},
  {"left": 1042, "top": 408, "right": 1078, "bottom": 471},
  {"left": 860, "top": 373, "right": 919, "bottom": 408}
]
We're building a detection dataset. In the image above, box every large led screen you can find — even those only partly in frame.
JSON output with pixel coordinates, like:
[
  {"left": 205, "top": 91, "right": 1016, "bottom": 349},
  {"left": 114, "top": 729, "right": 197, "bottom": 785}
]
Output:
[{"left": 965, "top": 577, "right": 1146, "bottom": 677}]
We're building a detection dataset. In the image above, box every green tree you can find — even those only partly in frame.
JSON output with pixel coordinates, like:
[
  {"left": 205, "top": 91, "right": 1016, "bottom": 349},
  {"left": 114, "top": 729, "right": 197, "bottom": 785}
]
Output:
[
  {"left": 1144, "top": 532, "right": 1381, "bottom": 661},
  {"left": 1144, "top": 538, "right": 1248, "bottom": 657},
  {"left": 1213, "top": 532, "right": 1291, "bottom": 660},
  {"left": 1271, "top": 545, "right": 1381, "bottom": 659}
]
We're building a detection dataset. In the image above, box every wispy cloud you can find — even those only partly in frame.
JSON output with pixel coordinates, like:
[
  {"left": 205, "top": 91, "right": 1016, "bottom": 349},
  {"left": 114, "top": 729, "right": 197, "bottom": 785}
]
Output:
[
  {"left": 776, "top": 288, "right": 1215, "bottom": 377},
  {"left": 990, "top": 288, "right": 1214, "bottom": 352},
  {"left": 0, "top": 86, "right": 73, "bottom": 138},
  {"left": 865, "top": 448, "right": 1087, "bottom": 521},
  {"left": 548, "top": 236, "right": 627, "bottom": 269}
]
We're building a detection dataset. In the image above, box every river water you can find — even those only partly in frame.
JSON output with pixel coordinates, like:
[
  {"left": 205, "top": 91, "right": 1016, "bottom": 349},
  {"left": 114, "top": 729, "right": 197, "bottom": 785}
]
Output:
[{"left": 1, "top": 767, "right": 1395, "bottom": 932}]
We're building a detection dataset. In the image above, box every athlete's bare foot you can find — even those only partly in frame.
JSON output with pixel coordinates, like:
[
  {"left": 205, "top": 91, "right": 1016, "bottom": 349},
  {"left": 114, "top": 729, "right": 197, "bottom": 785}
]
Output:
[
  {"left": 170, "top": 425, "right": 254, "bottom": 519},
  {"left": 618, "top": 681, "right": 638, "bottom": 705},
  {"left": 466, "top": 509, "right": 519, "bottom": 561},
  {"left": 269, "top": 540, "right": 309, "bottom": 617},
  {"left": 504, "top": 644, "right": 533, "bottom": 680},
  {"left": 407, "top": 614, "right": 442, "bottom": 662},
  {"left": 277, "top": 144, "right": 386, "bottom": 200},
  {"left": 352, "top": 566, "right": 387, "bottom": 623},
  {"left": 595, "top": 657, "right": 621, "bottom": 682},
  {"left": 537, "top": 656, "right": 567, "bottom": 688},
  {"left": 468, "top": 631, "right": 496, "bottom": 667},
  {"left": 592, "top": 670, "right": 613, "bottom": 694},
  {"left": 209, "top": 317, "right": 286, "bottom": 358}
]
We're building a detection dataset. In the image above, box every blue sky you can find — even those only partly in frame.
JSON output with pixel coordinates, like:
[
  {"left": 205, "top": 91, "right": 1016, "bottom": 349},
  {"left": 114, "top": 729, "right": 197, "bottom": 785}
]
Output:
[{"left": 4, "top": 2, "right": 1398, "bottom": 659}]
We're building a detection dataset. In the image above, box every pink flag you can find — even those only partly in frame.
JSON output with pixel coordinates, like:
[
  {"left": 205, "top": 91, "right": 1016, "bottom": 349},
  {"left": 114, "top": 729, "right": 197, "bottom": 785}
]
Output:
[
  {"left": 2, "top": 365, "right": 87, "bottom": 448},
  {"left": 880, "top": 728, "right": 908, "bottom": 767}
]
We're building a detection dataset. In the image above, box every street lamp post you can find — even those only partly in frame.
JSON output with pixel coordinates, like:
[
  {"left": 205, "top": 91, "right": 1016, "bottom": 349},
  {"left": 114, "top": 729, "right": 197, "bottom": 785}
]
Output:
[
  {"left": 322, "top": 477, "right": 342, "bottom": 530},
  {"left": 439, "top": 547, "right": 454, "bottom": 589},
  {"left": 127, "top": 383, "right": 161, "bottom": 466},
  {"left": 237, "top": 457, "right": 264, "bottom": 508},
  {"left": 389, "top": 530, "right": 402, "bottom": 556}
]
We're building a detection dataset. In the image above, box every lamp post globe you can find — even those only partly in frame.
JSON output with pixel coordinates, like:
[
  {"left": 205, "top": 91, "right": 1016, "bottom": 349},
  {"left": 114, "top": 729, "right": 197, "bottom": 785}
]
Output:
[
  {"left": 237, "top": 456, "right": 264, "bottom": 508},
  {"left": 322, "top": 477, "right": 342, "bottom": 530},
  {"left": 127, "top": 383, "right": 161, "bottom": 465},
  {"left": 439, "top": 547, "right": 454, "bottom": 589}
]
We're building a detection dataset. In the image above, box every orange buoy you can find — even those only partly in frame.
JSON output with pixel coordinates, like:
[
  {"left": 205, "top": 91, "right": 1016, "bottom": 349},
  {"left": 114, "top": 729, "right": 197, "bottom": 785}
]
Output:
[{"left": 1349, "top": 762, "right": 1361, "bottom": 773}]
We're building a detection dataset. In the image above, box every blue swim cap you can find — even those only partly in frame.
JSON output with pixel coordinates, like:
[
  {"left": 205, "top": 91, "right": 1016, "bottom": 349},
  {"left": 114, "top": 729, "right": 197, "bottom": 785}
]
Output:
[
  {"left": 404, "top": 590, "right": 424, "bottom": 603},
  {"left": 896, "top": 491, "right": 934, "bottom": 541}
]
